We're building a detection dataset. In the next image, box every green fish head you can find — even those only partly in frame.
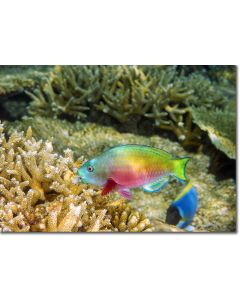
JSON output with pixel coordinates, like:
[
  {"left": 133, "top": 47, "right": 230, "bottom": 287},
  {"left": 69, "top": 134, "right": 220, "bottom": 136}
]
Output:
[{"left": 77, "top": 158, "right": 106, "bottom": 186}]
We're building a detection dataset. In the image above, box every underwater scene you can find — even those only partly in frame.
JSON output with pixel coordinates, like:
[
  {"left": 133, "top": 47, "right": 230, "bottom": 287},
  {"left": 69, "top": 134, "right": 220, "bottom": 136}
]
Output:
[{"left": 0, "top": 65, "right": 236, "bottom": 233}]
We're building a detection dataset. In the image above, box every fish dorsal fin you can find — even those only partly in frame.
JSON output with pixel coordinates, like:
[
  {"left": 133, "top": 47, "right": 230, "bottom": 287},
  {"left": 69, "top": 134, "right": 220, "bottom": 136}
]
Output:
[{"left": 143, "top": 176, "right": 170, "bottom": 193}]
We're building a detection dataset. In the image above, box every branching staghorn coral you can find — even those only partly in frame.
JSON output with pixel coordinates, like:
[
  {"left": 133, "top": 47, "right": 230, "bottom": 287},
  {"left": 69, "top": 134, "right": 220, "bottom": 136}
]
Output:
[
  {"left": 96, "top": 66, "right": 202, "bottom": 146},
  {"left": 0, "top": 123, "right": 153, "bottom": 232},
  {"left": 97, "top": 66, "right": 230, "bottom": 145},
  {"left": 0, "top": 66, "right": 52, "bottom": 96},
  {"left": 95, "top": 66, "right": 153, "bottom": 123},
  {"left": 27, "top": 66, "right": 102, "bottom": 120},
  {"left": 143, "top": 67, "right": 202, "bottom": 146},
  {"left": 183, "top": 73, "right": 228, "bottom": 108},
  {"left": 26, "top": 65, "right": 235, "bottom": 148}
]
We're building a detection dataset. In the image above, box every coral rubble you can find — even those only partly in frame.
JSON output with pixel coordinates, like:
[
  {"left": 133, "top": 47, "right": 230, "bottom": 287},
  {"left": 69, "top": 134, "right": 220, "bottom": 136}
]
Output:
[{"left": 0, "top": 123, "right": 153, "bottom": 232}]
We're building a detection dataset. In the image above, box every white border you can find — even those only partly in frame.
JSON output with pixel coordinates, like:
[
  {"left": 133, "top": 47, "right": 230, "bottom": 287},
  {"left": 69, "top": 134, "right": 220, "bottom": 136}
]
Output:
[{"left": 0, "top": 1, "right": 239, "bottom": 299}]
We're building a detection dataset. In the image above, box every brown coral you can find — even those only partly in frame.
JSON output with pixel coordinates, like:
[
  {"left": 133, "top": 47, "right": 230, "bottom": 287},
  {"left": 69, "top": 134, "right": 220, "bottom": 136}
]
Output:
[
  {"left": 26, "top": 66, "right": 98, "bottom": 120},
  {"left": 0, "top": 66, "right": 52, "bottom": 96},
  {"left": 0, "top": 123, "right": 153, "bottom": 232}
]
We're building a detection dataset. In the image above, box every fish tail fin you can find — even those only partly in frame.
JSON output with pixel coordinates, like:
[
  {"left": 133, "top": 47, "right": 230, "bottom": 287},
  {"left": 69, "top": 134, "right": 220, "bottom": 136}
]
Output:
[{"left": 173, "top": 157, "right": 190, "bottom": 181}]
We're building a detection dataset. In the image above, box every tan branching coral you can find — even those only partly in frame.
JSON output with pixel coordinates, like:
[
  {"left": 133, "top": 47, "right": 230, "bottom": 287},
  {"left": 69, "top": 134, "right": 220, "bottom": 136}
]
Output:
[
  {"left": 95, "top": 66, "right": 153, "bottom": 123},
  {"left": 107, "top": 201, "right": 152, "bottom": 232},
  {"left": 0, "top": 123, "right": 153, "bottom": 232},
  {"left": 0, "top": 66, "right": 52, "bottom": 96},
  {"left": 26, "top": 66, "right": 100, "bottom": 120},
  {"left": 25, "top": 65, "right": 235, "bottom": 149}
]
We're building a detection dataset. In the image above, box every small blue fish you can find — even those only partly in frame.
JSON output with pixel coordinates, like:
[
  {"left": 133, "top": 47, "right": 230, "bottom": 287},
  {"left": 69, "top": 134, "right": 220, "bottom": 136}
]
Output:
[{"left": 166, "top": 182, "right": 198, "bottom": 230}]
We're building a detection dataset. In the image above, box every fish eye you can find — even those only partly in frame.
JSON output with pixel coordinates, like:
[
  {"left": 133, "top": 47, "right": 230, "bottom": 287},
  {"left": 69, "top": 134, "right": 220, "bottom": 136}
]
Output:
[{"left": 87, "top": 165, "right": 94, "bottom": 172}]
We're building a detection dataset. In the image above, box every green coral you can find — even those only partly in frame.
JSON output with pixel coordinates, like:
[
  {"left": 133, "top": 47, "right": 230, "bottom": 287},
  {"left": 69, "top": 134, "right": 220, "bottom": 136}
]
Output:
[
  {"left": 191, "top": 107, "right": 236, "bottom": 159},
  {"left": 142, "top": 67, "right": 201, "bottom": 145},
  {"left": 183, "top": 73, "right": 227, "bottom": 108},
  {"left": 207, "top": 65, "right": 236, "bottom": 85},
  {"left": 27, "top": 66, "right": 102, "bottom": 120},
  {"left": 25, "top": 65, "right": 236, "bottom": 148},
  {"left": 0, "top": 66, "right": 53, "bottom": 96},
  {"left": 95, "top": 66, "right": 152, "bottom": 123}
]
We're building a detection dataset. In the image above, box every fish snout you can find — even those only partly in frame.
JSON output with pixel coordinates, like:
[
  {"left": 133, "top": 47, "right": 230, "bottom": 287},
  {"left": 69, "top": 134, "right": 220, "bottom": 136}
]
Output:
[{"left": 72, "top": 175, "right": 82, "bottom": 184}]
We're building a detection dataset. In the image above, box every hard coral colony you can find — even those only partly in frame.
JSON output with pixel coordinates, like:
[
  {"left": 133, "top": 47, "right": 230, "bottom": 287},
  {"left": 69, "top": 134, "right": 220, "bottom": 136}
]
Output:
[
  {"left": 26, "top": 65, "right": 235, "bottom": 149},
  {"left": 0, "top": 123, "right": 152, "bottom": 232}
]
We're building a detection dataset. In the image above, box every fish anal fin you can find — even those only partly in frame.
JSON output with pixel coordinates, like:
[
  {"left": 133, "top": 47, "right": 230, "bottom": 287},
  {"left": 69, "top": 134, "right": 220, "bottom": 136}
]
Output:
[
  {"left": 143, "top": 177, "right": 169, "bottom": 193},
  {"left": 102, "top": 178, "right": 118, "bottom": 196}
]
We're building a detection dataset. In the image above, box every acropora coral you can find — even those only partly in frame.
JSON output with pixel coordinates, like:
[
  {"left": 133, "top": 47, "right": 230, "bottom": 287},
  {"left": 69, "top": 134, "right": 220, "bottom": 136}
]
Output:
[
  {"left": 0, "top": 122, "right": 153, "bottom": 232},
  {"left": 95, "top": 66, "right": 153, "bottom": 123},
  {"left": 0, "top": 66, "right": 52, "bottom": 96},
  {"left": 26, "top": 65, "right": 235, "bottom": 148},
  {"left": 26, "top": 66, "right": 102, "bottom": 120}
]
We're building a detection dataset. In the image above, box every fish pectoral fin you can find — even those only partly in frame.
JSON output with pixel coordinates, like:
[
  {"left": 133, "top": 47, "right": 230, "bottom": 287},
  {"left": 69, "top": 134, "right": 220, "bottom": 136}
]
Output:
[
  {"left": 143, "top": 176, "right": 170, "bottom": 193},
  {"left": 118, "top": 188, "right": 132, "bottom": 200},
  {"left": 101, "top": 178, "right": 118, "bottom": 196}
]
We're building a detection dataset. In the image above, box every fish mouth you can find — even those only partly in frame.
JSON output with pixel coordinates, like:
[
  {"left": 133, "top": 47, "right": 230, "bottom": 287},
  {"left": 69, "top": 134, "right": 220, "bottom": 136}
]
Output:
[
  {"left": 72, "top": 176, "right": 81, "bottom": 184},
  {"left": 72, "top": 175, "right": 89, "bottom": 184},
  {"left": 72, "top": 176, "right": 88, "bottom": 184}
]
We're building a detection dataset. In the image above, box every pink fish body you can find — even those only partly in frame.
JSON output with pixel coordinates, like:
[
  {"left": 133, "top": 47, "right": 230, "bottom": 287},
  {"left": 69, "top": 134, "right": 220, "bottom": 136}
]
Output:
[{"left": 77, "top": 145, "right": 190, "bottom": 199}]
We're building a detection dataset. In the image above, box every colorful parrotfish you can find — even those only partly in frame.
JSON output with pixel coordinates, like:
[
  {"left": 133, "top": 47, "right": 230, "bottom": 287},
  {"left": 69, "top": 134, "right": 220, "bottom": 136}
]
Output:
[
  {"left": 166, "top": 182, "right": 198, "bottom": 230},
  {"left": 76, "top": 144, "right": 190, "bottom": 200}
]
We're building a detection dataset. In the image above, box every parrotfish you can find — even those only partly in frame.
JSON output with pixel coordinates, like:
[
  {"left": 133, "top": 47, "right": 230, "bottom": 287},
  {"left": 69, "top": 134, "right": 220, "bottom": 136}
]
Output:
[
  {"left": 76, "top": 144, "right": 190, "bottom": 200},
  {"left": 166, "top": 182, "right": 198, "bottom": 230}
]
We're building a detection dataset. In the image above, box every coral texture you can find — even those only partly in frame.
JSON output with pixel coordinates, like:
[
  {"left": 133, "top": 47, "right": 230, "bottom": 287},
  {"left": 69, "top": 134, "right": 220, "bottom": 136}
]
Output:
[
  {"left": 191, "top": 107, "right": 236, "bottom": 159},
  {"left": 7, "top": 117, "right": 236, "bottom": 232},
  {"left": 26, "top": 65, "right": 236, "bottom": 147},
  {"left": 0, "top": 66, "right": 52, "bottom": 96},
  {"left": 0, "top": 123, "right": 153, "bottom": 232},
  {"left": 26, "top": 66, "right": 101, "bottom": 120}
]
